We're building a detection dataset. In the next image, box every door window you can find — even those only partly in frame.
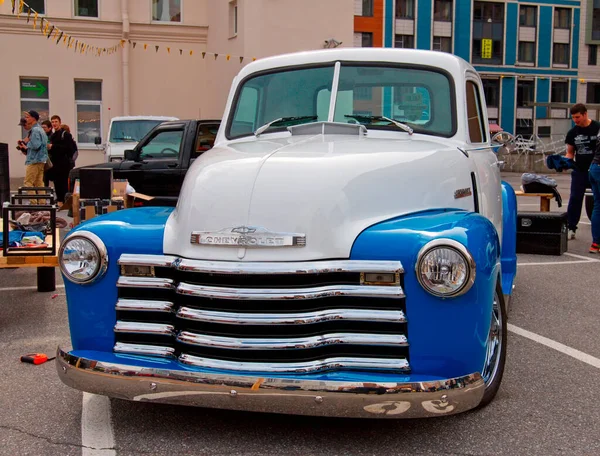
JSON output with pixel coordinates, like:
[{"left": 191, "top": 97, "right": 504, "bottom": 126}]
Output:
[
  {"left": 195, "top": 124, "right": 220, "bottom": 155},
  {"left": 140, "top": 129, "right": 184, "bottom": 159},
  {"left": 466, "top": 81, "right": 487, "bottom": 143}
]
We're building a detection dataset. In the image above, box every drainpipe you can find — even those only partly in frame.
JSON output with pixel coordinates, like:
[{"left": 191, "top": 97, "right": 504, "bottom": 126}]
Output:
[{"left": 121, "top": 0, "right": 130, "bottom": 115}]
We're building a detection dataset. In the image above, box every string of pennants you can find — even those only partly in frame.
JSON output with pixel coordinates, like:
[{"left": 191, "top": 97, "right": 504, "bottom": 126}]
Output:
[{"left": 7, "top": 0, "right": 256, "bottom": 62}]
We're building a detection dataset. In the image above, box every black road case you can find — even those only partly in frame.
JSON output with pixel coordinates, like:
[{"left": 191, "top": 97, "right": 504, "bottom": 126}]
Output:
[{"left": 516, "top": 211, "right": 568, "bottom": 256}]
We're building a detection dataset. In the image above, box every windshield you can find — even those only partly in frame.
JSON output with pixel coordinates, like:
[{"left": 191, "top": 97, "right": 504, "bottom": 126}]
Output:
[
  {"left": 227, "top": 63, "right": 455, "bottom": 139},
  {"left": 109, "top": 120, "right": 165, "bottom": 143}
]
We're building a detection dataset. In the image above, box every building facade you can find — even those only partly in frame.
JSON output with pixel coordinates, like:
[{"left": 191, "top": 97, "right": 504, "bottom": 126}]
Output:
[
  {"left": 0, "top": 0, "right": 354, "bottom": 178},
  {"left": 354, "top": 0, "right": 597, "bottom": 140}
]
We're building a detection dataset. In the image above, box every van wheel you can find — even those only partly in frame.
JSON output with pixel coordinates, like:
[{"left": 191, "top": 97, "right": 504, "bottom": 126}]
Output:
[
  {"left": 585, "top": 194, "right": 594, "bottom": 221},
  {"left": 478, "top": 282, "right": 507, "bottom": 408}
]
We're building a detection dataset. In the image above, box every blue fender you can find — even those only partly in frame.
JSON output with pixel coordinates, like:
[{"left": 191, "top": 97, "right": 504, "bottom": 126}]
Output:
[
  {"left": 62, "top": 207, "right": 173, "bottom": 352},
  {"left": 351, "top": 209, "right": 500, "bottom": 379},
  {"left": 500, "top": 181, "right": 518, "bottom": 297}
]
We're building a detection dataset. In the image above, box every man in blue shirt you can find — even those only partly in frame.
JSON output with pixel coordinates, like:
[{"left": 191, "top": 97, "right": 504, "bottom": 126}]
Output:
[{"left": 20, "top": 110, "right": 48, "bottom": 204}]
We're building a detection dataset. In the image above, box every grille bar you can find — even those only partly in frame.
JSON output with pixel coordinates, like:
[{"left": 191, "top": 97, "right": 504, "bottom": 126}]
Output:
[
  {"left": 176, "top": 283, "right": 404, "bottom": 300},
  {"left": 116, "top": 299, "right": 174, "bottom": 312},
  {"left": 117, "top": 277, "right": 175, "bottom": 289},
  {"left": 176, "top": 307, "right": 406, "bottom": 325},
  {"left": 114, "top": 342, "right": 176, "bottom": 357},
  {"left": 177, "top": 332, "right": 407, "bottom": 350},
  {"left": 114, "top": 321, "right": 175, "bottom": 336},
  {"left": 179, "top": 354, "right": 410, "bottom": 373},
  {"left": 118, "top": 254, "right": 403, "bottom": 275}
]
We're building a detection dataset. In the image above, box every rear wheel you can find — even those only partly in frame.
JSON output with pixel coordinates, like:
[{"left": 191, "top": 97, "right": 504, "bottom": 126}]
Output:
[
  {"left": 478, "top": 282, "right": 507, "bottom": 408},
  {"left": 585, "top": 194, "right": 594, "bottom": 221}
]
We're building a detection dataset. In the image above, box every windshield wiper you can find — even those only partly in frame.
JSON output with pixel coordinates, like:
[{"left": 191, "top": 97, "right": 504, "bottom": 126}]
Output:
[
  {"left": 344, "top": 115, "right": 413, "bottom": 135},
  {"left": 254, "top": 116, "right": 318, "bottom": 137}
]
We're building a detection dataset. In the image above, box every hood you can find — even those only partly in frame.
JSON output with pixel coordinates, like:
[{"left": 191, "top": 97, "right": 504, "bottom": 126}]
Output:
[
  {"left": 164, "top": 134, "right": 476, "bottom": 261},
  {"left": 106, "top": 142, "right": 138, "bottom": 158}
]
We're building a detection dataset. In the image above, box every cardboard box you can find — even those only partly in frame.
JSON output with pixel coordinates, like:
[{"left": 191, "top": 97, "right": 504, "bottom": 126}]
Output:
[{"left": 125, "top": 192, "right": 155, "bottom": 209}]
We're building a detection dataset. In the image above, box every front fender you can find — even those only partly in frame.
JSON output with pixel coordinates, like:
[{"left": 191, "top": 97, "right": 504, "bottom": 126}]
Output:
[
  {"left": 350, "top": 210, "right": 500, "bottom": 379},
  {"left": 62, "top": 207, "right": 173, "bottom": 351}
]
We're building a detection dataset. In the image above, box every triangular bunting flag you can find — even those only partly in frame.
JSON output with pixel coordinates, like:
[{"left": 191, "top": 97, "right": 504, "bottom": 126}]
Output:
[
  {"left": 239, "top": 57, "right": 244, "bottom": 63},
  {"left": 226, "top": 55, "right": 231, "bottom": 61},
  {"left": 26, "top": 8, "right": 31, "bottom": 23},
  {"left": 190, "top": 50, "right": 193, "bottom": 56},
  {"left": 132, "top": 42, "right": 137, "bottom": 49},
  {"left": 144, "top": 43, "right": 148, "bottom": 50},
  {"left": 56, "top": 31, "right": 63, "bottom": 44},
  {"left": 214, "top": 54, "right": 218, "bottom": 60},
  {"left": 33, "top": 11, "right": 37, "bottom": 29},
  {"left": 167, "top": 47, "right": 170, "bottom": 54},
  {"left": 155, "top": 45, "right": 159, "bottom": 52},
  {"left": 202, "top": 52, "right": 206, "bottom": 59},
  {"left": 179, "top": 49, "right": 183, "bottom": 55},
  {"left": 47, "top": 25, "right": 55, "bottom": 39}
]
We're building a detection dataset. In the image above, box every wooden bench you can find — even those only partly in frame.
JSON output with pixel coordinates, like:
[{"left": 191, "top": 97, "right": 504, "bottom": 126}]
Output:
[
  {"left": 514, "top": 191, "right": 554, "bottom": 212},
  {"left": 0, "top": 219, "right": 60, "bottom": 292}
]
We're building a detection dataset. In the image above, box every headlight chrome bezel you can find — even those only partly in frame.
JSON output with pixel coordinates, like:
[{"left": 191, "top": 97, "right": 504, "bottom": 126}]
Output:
[
  {"left": 59, "top": 231, "right": 108, "bottom": 285},
  {"left": 415, "top": 239, "right": 476, "bottom": 298}
]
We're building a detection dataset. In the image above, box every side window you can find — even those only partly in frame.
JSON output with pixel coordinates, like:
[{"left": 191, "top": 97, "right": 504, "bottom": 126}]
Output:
[
  {"left": 466, "top": 81, "right": 487, "bottom": 143},
  {"left": 194, "top": 124, "right": 219, "bottom": 155},
  {"left": 140, "top": 129, "right": 184, "bottom": 159},
  {"left": 230, "top": 86, "right": 259, "bottom": 137}
]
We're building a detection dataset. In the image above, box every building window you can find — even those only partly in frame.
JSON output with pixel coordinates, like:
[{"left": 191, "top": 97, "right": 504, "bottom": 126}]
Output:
[
  {"left": 75, "top": 80, "right": 102, "bottom": 145},
  {"left": 152, "top": 0, "right": 181, "bottom": 22},
  {"left": 396, "top": 0, "right": 415, "bottom": 19},
  {"left": 482, "top": 79, "right": 500, "bottom": 108},
  {"left": 434, "top": 0, "right": 452, "bottom": 22},
  {"left": 517, "top": 80, "right": 535, "bottom": 108},
  {"left": 74, "top": 0, "right": 98, "bottom": 18},
  {"left": 472, "top": 1, "right": 504, "bottom": 64},
  {"left": 553, "top": 43, "right": 570, "bottom": 65},
  {"left": 466, "top": 81, "right": 486, "bottom": 143},
  {"left": 593, "top": 2, "right": 600, "bottom": 41},
  {"left": 518, "top": 42, "right": 536, "bottom": 63},
  {"left": 361, "top": 0, "right": 374, "bottom": 17},
  {"left": 554, "top": 8, "right": 571, "bottom": 29},
  {"left": 589, "top": 45, "right": 598, "bottom": 65},
  {"left": 359, "top": 32, "right": 373, "bottom": 47},
  {"left": 432, "top": 36, "right": 452, "bottom": 52},
  {"left": 229, "top": 1, "right": 238, "bottom": 36},
  {"left": 27, "top": 0, "right": 45, "bottom": 14},
  {"left": 395, "top": 34, "right": 414, "bottom": 49},
  {"left": 519, "top": 5, "right": 536, "bottom": 27},
  {"left": 20, "top": 78, "right": 49, "bottom": 132},
  {"left": 587, "top": 83, "right": 600, "bottom": 103},
  {"left": 551, "top": 81, "right": 568, "bottom": 103}
]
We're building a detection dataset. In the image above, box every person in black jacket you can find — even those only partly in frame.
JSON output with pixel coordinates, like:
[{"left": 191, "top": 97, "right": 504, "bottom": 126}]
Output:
[
  {"left": 48, "top": 115, "right": 74, "bottom": 204},
  {"left": 41, "top": 120, "right": 53, "bottom": 187}
]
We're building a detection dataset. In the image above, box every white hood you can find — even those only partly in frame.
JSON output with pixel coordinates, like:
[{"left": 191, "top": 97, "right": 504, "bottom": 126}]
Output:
[{"left": 163, "top": 134, "right": 476, "bottom": 261}]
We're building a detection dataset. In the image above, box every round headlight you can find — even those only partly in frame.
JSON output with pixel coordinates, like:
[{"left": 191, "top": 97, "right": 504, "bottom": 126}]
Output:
[
  {"left": 59, "top": 231, "right": 108, "bottom": 284},
  {"left": 416, "top": 239, "right": 475, "bottom": 297}
]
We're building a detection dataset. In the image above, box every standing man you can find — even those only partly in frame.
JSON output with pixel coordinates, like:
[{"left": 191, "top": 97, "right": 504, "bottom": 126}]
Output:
[
  {"left": 564, "top": 103, "right": 600, "bottom": 239},
  {"left": 588, "top": 130, "right": 600, "bottom": 253},
  {"left": 21, "top": 110, "right": 48, "bottom": 201}
]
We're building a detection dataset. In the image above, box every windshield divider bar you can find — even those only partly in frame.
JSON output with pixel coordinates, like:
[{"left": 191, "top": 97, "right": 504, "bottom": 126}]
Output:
[{"left": 327, "top": 62, "right": 341, "bottom": 122}]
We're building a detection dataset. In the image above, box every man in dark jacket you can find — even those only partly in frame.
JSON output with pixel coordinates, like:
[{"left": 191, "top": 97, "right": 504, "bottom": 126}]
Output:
[{"left": 48, "top": 115, "right": 73, "bottom": 203}]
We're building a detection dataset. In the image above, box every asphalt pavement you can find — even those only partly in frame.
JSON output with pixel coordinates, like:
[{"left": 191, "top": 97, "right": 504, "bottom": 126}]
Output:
[{"left": 1, "top": 171, "right": 599, "bottom": 455}]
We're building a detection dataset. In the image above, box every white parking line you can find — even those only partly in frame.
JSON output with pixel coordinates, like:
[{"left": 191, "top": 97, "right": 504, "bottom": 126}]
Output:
[
  {"left": 517, "top": 260, "right": 594, "bottom": 266},
  {"left": 0, "top": 285, "right": 65, "bottom": 292},
  {"left": 508, "top": 324, "right": 600, "bottom": 370},
  {"left": 82, "top": 393, "right": 116, "bottom": 456},
  {"left": 564, "top": 252, "right": 599, "bottom": 261}
]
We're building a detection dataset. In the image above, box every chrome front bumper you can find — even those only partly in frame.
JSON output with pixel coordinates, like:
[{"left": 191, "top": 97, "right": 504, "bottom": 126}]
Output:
[{"left": 56, "top": 347, "right": 485, "bottom": 419}]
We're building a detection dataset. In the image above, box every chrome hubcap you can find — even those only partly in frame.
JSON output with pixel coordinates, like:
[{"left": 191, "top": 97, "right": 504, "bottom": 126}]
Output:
[{"left": 482, "top": 291, "right": 502, "bottom": 387}]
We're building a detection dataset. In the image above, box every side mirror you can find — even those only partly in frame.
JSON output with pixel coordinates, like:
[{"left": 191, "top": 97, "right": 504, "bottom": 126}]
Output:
[
  {"left": 94, "top": 136, "right": 102, "bottom": 145},
  {"left": 124, "top": 149, "right": 140, "bottom": 161},
  {"left": 492, "top": 131, "right": 515, "bottom": 145}
]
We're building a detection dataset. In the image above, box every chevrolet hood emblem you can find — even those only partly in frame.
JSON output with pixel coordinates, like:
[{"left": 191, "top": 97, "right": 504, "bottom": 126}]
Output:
[{"left": 191, "top": 226, "right": 306, "bottom": 248}]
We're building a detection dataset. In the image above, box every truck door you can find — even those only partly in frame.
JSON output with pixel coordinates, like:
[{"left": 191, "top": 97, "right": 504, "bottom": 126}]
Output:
[
  {"left": 120, "top": 125, "right": 185, "bottom": 197},
  {"left": 465, "top": 76, "right": 503, "bottom": 239}
]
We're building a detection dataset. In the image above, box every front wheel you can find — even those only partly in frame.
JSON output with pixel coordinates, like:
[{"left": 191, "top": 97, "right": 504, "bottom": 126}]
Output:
[{"left": 478, "top": 282, "right": 507, "bottom": 408}]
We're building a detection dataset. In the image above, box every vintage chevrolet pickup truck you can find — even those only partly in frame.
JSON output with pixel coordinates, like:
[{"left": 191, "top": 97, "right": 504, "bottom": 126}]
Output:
[{"left": 57, "top": 48, "right": 518, "bottom": 419}]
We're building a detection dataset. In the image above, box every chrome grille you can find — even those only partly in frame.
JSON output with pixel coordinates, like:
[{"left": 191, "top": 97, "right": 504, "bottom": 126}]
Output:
[{"left": 115, "top": 254, "right": 410, "bottom": 373}]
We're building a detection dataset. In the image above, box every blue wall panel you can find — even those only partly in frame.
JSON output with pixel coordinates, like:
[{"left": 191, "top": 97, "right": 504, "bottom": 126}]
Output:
[
  {"left": 417, "top": 0, "right": 432, "bottom": 50},
  {"left": 454, "top": 0, "right": 472, "bottom": 61},
  {"left": 385, "top": 0, "right": 394, "bottom": 48},
  {"left": 501, "top": 77, "right": 516, "bottom": 133},
  {"left": 538, "top": 7, "right": 553, "bottom": 67},
  {"left": 505, "top": 3, "right": 518, "bottom": 66},
  {"left": 570, "top": 79, "right": 578, "bottom": 104},
  {"left": 536, "top": 78, "right": 550, "bottom": 119},
  {"left": 572, "top": 8, "right": 580, "bottom": 69}
]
